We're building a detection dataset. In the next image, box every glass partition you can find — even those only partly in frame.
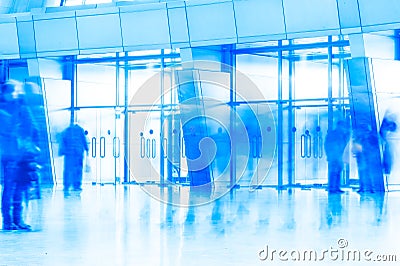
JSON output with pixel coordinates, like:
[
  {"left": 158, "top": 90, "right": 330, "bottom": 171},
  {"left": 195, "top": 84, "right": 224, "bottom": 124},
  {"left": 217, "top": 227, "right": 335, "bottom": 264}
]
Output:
[
  {"left": 43, "top": 78, "right": 72, "bottom": 185},
  {"left": 372, "top": 59, "right": 400, "bottom": 189},
  {"left": 236, "top": 37, "right": 350, "bottom": 188}
]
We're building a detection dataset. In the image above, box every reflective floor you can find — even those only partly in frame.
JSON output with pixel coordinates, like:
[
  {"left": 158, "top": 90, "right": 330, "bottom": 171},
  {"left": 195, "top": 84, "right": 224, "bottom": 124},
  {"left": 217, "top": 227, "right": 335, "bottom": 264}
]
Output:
[{"left": 0, "top": 184, "right": 400, "bottom": 265}]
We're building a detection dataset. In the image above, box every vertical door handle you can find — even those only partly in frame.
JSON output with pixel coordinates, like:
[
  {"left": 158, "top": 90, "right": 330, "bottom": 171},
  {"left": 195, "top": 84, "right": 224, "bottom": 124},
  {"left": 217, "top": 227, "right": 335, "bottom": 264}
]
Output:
[
  {"left": 300, "top": 134, "right": 306, "bottom": 158},
  {"left": 313, "top": 132, "right": 323, "bottom": 159},
  {"left": 252, "top": 137, "right": 257, "bottom": 158},
  {"left": 306, "top": 133, "right": 312, "bottom": 158},
  {"left": 91, "top": 137, "right": 97, "bottom": 158},
  {"left": 163, "top": 138, "right": 168, "bottom": 158},
  {"left": 100, "top": 136, "right": 106, "bottom": 158},
  {"left": 146, "top": 138, "right": 150, "bottom": 158},
  {"left": 140, "top": 136, "right": 145, "bottom": 158},
  {"left": 318, "top": 134, "right": 323, "bottom": 159},
  {"left": 313, "top": 134, "right": 318, "bottom": 158},
  {"left": 152, "top": 139, "right": 156, "bottom": 159},
  {"left": 113, "top": 137, "right": 120, "bottom": 158}
]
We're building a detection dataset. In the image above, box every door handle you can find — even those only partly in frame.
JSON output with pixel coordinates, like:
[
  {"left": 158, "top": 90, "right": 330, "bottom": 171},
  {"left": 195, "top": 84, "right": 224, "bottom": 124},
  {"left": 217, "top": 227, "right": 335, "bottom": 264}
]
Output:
[
  {"left": 91, "top": 137, "right": 96, "bottom": 158},
  {"left": 100, "top": 136, "right": 106, "bottom": 158},
  {"left": 152, "top": 139, "right": 156, "bottom": 159},
  {"left": 313, "top": 134, "right": 318, "bottom": 158},
  {"left": 113, "top": 137, "right": 120, "bottom": 158},
  {"left": 252, "top": 137, "right": 257, "bottom": 158},
  {"left": 306, "top": 132, "right": 312, "bottom": 158},
  {"left": 146, "top": 138, "right": 150, "bottom": 158},
  {"left": 318, "top": 134, "right": 323, "bottom": 159},
  {"left": 313, "top": 132, "right": 323, "bottom": 159},
  {"left": 163, "top": 138, "right": 167, "bottom": 158},
  {"left": 140, "top": 136, "right": 145, "bottom": 158},
  {"left": 300, "top": 134, "right": 306, "bottom": 158}
]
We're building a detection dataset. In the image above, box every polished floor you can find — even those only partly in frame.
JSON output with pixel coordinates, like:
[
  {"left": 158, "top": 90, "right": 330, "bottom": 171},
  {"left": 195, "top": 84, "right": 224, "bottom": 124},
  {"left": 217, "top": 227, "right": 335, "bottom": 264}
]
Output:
[{"left": 0, "top": 184, "right": 399, "bottom": 266}]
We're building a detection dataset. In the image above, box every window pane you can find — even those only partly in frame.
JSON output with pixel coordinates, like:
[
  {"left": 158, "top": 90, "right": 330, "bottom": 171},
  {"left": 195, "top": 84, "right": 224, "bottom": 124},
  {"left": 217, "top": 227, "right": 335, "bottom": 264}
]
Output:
[{"left": 77, "top": 63, "right": 116, "bottom": 106}]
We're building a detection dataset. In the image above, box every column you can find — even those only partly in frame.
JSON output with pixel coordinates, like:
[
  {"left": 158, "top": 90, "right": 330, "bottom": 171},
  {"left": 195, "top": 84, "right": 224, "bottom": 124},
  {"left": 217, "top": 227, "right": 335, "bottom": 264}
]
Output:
[
  {"left": 345, "top": 34, "right": 385, "bottom": 192},
  {"left": 175, "top": 46, "right": 233, "bottom": 187}
]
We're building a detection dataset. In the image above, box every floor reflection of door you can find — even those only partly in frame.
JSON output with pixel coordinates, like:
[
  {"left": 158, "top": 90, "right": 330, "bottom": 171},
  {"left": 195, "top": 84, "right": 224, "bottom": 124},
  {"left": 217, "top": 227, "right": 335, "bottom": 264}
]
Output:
[{"left": 77, "top": 108, "right": 121, "bottom": 184}]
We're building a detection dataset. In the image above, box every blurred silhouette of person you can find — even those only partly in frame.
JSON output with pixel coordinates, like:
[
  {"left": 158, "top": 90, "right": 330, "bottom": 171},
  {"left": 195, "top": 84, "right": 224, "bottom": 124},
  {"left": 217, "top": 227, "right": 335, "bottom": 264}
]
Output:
[
  {"left": 352, "top": 124, "right": 381, "bottom": 193},
  {"left": 210, "top": 127, "right": 231, "bottom": 176},
  {"left": 324, "top": 121, "right": 350, "bottom": 193},
  {"left": 20, "top": 82, "right": 44, "bottom": 200},
  {"left": 0, "top": 80, "right": 39, "bottom": 231},
  {"left": 60, "top": 123, "right": 88, "bottom": 194},
  {"left": 379, "top": 112, "right": 397, "bottom": 177}
]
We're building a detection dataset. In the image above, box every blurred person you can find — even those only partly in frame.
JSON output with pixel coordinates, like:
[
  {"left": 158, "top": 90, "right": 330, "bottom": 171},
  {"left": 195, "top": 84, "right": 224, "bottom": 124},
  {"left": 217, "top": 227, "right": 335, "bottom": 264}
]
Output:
[
  {"left": 0, "top": 80, "right": 39, "bottom": 231},
  {"left": 324, "top": 121, "right": 350, "bottom": 193},
  {"left": 60, "top": 123, "right": 89, "bottom": 194},
  {"left": 379, "top": 112, "right": 397, "bottom": 175},
  {"left": 20, "top": 82, "right": 43, "bottom": 201},
  {"left": 210, "top": 127, "right": 231, "bottom": 176},
  {"left": 352, "top": 124, "right": 381, "bottom": 193}
]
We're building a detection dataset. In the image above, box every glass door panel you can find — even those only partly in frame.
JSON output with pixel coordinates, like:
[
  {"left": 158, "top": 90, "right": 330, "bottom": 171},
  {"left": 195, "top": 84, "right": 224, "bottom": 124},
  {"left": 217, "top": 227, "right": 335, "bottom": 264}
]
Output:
[
  {"left": 163, "top": 108, "right": 188, "bottom": 184},
  {"left": 371, "top": 59, "right": 400, "bottom": 188},
  {"left": 233, "top": 102, "right": 276, "bottom": 188},
  {"left": 76, "top": 64, "right": 116, "bottom": 107},
  {"left": 76, "top": 108, "right": 120, "bottom": 184},
  {"left": 43, "top": 78, "right": 72, "bottom": 186},
  {"left": 127, "top": 67, "right": 180, "bottom": 184},
  {"left": 252, "top": 103, "right": 277, "bottom": 187},
  {"left": 129, "top": 111, "right": 160, "bottom": 183},
  {"left": 294, "top": 106, "right": 328, "bottom": 186}
]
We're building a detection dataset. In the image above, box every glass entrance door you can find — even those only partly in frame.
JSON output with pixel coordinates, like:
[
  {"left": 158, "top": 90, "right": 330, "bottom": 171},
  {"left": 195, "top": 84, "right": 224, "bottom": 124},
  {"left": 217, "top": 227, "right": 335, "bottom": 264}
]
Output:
[
  {"left": 293, "top": 106, "right": 328, "bottom": 186},
  {"left": 129, "top": 110, "right": 160, "bottom": 183},
  {"left": 234, "top": 103, "right": 276, "bottom": 188},
  {"left": 76, "top": 108, "right": 123, "bottom": 185}
]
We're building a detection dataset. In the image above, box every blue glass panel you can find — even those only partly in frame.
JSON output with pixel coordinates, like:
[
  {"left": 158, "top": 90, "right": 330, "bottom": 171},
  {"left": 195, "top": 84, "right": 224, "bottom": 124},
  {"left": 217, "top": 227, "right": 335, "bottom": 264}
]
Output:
[
  {"left": 120, "top": 8, "right": 170, "bottom": 49},
  {"left": 336, "top": 0, "right": 361, "bottom": 29},
  {"left": 76, "top": 13, "right": 122, "bottom": 51},
  {"left": 234, "top": 0, "right": 286, "bottom": 42},
  {"left": 283, "top": 0, "right": 340, "bottom": 37},
  {"left": 0, "top": 22, "right": 19, "bottom": 58},
  {"left": 186, "top": 2, "right": 236, "bottom": 45},
  {"left": 17, "top": 20, "right": 36, "bottom": 58},
  {"left": 34, "top": 17, "right": 79, "bottom": 54},
  {"left": 358, "top": 0, "right": 400, "bottom": 26},
  {"left": 167, "top": 7, "right": 190, "bottom": 45}
]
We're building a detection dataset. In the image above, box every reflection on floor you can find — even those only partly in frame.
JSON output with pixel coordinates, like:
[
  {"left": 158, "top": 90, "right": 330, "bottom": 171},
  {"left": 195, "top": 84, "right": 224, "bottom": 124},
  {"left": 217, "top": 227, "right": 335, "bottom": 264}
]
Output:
[{"left": 0, "top": 185, "right": 399, "bottom": 266}]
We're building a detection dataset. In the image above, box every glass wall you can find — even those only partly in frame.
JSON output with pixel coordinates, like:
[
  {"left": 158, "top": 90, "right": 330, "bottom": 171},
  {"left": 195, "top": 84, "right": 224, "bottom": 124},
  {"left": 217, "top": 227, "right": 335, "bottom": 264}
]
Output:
[
  {"left": 372, "top": 59, "right": 400, "bottom": 189},
  {"left": 3, "top": 35, "right": 357, "bottom": 190},
  {"left": 235, "top": 52, "right": 279, "bottom": 187},
  {"left": 236, "top": 36, "right": 351, "bottom": 188}
]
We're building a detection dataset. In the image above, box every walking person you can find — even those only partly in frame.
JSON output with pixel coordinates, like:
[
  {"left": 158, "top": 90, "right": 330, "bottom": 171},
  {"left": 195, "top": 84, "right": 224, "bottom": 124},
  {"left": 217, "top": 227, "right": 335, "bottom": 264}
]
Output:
[
  {"left": 379, "top": 112, "right": 397, "bottom": 191},
  {"left": 60, "top": 123, "right": 89, "bottom": 195},
  {"left": 0, "top": 80, "right": 39, "bottom": 230},
  {"left": 379, "top": 113, "right": 397, "bottom": 175},
  {"left": 352, "top": 124, "right": 380, "bottom": 193},
  {"left": 324, "top": 121, "right": 350, "bottom": 193}
]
